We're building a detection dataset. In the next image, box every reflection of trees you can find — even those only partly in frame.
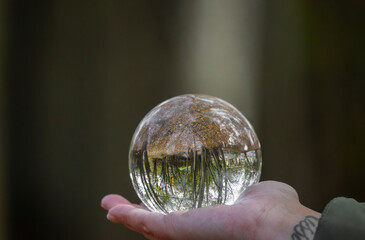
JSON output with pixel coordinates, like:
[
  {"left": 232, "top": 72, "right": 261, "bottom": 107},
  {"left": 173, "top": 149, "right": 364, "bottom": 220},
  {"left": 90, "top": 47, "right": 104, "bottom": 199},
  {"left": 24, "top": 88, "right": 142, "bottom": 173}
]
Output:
[{"left": 131, "top": 141, "right": 260, "bottom": 213}]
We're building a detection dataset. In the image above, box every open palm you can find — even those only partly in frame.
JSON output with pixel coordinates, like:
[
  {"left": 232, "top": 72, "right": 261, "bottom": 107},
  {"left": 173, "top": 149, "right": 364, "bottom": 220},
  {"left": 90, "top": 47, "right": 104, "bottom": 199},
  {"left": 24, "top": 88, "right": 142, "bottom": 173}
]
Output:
[{"left": 101, "top": 181, "right": 320, "bottom": 240}]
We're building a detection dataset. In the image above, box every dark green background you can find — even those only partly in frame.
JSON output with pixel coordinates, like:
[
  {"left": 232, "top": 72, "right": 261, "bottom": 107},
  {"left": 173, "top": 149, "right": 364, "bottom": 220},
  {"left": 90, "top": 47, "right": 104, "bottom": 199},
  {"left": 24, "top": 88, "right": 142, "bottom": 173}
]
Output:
[{"left": 1, "top": 1, "right": 364, "bottom": 239}]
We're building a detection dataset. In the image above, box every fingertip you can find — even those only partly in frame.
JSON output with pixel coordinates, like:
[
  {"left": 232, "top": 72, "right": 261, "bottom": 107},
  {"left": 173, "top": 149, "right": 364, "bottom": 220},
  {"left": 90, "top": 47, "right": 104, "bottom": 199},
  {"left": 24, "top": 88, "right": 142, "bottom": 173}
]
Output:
[
  {"left": 108, "top": 204, "right": 136, "bottom": 218},
  {"left": 107, "top": 212, "right": 119, "bottom": 223},
  {"left": 101, "top": 194, "right": 132, "bottom": 210},
  {"left": 108, "top": 204, "right": 170, "bottom": 238},
  {"left": 108, "top": 204, "right": 158, "bottom": 227},
  {"left": 101, "top": 194, "right": 115, "bottom": 209}
]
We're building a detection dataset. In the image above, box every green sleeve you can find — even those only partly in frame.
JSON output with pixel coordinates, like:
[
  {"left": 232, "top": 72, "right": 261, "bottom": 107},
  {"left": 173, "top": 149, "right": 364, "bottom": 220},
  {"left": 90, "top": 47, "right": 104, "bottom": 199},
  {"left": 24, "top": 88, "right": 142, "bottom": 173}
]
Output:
[{"left": 314, "top": 197, "right": 365, "bottom": 240}]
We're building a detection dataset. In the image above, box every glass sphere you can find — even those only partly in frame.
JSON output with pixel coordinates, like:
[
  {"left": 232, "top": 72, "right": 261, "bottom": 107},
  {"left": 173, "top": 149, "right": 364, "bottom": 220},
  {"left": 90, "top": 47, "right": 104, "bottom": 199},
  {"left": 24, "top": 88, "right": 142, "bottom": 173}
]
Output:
[{"left": 129, "top": 94, "right": 262, "bottom": 214}]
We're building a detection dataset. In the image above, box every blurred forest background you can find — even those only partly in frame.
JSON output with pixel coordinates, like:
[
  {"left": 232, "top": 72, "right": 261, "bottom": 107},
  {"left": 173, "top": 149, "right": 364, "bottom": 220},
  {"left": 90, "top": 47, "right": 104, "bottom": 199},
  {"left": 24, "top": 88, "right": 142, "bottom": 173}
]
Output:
[{"left": 1, "top": 0, "right": 365, "bottom": 239}]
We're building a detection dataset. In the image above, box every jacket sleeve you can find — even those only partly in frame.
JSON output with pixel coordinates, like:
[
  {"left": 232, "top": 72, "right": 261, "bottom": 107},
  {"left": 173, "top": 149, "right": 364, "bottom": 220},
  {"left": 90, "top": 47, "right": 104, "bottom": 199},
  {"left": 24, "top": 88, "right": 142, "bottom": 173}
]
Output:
[{"left": 314, "top": 197, "right": 365, "bottom": 240}]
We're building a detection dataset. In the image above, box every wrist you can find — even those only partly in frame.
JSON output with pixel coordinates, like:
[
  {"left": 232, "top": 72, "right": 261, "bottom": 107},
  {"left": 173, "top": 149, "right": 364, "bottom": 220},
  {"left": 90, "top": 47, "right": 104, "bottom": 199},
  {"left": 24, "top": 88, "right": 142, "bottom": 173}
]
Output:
[{"left": 290, "top": 206, "right": 321, "bottom": 240}]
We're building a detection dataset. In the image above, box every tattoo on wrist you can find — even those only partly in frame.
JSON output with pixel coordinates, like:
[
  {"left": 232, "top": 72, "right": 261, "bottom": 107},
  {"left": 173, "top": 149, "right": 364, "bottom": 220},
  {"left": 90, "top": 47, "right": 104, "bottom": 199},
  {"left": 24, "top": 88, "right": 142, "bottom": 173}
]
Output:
[{"left": 291, "top": 216, "right": 319, "bottom": 240}]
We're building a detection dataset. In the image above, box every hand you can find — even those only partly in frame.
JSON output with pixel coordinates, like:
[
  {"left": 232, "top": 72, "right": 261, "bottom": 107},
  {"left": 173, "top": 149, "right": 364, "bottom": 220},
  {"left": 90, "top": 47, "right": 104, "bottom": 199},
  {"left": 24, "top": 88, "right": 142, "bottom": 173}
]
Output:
[{"left": 101, "top": 181, "right": 321, "bottom": 240}]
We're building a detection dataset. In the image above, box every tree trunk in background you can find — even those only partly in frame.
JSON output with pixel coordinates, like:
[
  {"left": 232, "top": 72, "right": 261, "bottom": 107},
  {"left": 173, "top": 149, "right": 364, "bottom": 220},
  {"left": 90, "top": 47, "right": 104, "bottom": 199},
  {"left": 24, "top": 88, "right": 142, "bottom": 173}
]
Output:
[
  {"left": 175, "top": 0, "right": 263, "bottom": 124},
  {"left": 260, "top": 1, "right": 365, "bottom": 210},
  {"left": 259, "top": 1, "right": 319, "bottom": 208},
  {"left": 5, "top": 1, "right": 174, "bottom": 239},
  {"left": 304, "top": 0, "right": 365, "bottom": 208},
  {"left": 0, "top": 0, "right": 7, "bottom": 238}
]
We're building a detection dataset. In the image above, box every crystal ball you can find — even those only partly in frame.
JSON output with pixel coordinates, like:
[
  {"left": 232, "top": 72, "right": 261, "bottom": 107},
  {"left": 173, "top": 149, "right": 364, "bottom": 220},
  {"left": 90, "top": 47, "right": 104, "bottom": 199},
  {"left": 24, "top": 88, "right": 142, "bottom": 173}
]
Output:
[{"left": 129, "top": 94, "right": 262, "bottom": 214}]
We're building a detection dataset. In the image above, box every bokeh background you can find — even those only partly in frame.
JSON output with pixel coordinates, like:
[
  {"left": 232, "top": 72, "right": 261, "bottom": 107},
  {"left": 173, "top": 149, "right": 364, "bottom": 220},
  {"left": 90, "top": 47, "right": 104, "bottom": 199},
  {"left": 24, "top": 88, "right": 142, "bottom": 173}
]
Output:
[{"left": 1, "top": 0, "right": 365, "bottom": 239}]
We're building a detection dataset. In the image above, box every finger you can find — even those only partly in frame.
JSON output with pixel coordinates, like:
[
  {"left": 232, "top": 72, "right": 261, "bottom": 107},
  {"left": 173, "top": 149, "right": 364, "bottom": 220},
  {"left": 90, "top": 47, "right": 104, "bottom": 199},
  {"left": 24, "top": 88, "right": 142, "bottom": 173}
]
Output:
[
  {"left": 106, "top": 212, "right": 120, "bottom": 223},
  {"left": 108, "top": 204, "right": 173, "bottom": 239},
  {"left": 101, "top": 194, "right": 132, "bottom": 210},
  {"left": 131, "top": 202, "right": 149, "bottom": 211}
]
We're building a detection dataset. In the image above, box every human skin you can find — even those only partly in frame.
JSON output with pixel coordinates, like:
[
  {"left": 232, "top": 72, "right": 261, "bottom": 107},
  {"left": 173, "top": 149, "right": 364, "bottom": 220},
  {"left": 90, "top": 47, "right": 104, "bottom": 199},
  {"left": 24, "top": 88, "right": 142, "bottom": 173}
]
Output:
[{"left": 101, "top": 181, "right": 321, "bottom": 240}]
